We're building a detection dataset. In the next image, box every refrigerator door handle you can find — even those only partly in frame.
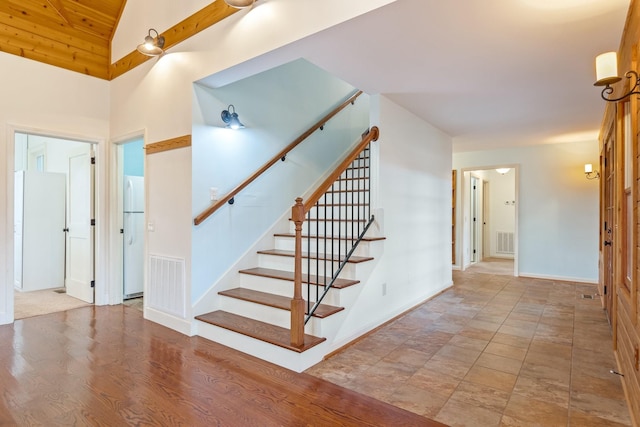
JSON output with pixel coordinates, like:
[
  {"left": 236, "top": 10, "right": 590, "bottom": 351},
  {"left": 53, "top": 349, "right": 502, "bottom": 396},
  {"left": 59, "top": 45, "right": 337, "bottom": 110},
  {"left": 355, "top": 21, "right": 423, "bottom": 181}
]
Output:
[
  {"left": 126, "top": 179, "right": 133, "bottom": 212},
  {"left": 127, "top": 213, "right": 134, "bottom": 245}
]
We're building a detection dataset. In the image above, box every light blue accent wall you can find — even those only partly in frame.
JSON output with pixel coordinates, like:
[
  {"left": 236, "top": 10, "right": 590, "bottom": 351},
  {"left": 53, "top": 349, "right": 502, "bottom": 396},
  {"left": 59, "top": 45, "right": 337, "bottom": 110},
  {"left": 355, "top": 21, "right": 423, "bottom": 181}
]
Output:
[
  {"left": 124, "top": 138, "right": 144, "bottom": 177},
  {"left": 191, "top": 58, "right": 370, "bottom": 304}
]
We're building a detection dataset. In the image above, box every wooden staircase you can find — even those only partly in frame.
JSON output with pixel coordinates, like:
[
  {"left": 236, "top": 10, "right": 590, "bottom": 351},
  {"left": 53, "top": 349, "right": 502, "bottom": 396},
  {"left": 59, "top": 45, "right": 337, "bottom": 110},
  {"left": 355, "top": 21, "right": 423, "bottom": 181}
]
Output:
[{"left": 195, "top": 132, "right": 384, "bottom": 363}]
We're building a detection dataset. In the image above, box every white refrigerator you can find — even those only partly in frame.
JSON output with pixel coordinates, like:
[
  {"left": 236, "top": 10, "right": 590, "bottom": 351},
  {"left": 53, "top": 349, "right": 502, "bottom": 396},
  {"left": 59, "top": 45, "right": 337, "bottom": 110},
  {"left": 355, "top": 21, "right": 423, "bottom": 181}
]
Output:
[{"left": 123, "top": 175, "right": 144, "bottom": 298}]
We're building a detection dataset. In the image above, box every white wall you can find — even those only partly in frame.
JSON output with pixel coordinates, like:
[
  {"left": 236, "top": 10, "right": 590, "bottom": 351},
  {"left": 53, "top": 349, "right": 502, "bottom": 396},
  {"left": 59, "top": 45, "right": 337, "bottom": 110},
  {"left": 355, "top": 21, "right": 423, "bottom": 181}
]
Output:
[
  {"left": 453, "top": 141, "right": 599, "bottom": 282},
  {"left": 0, "top": 52, "right": 109, "bottom": 325},
  {"left": 333, "top": 94, "right": 453, "bottom": 343},
  {"left": 109, "top": 0, "right": 398, "bottom": 332}
]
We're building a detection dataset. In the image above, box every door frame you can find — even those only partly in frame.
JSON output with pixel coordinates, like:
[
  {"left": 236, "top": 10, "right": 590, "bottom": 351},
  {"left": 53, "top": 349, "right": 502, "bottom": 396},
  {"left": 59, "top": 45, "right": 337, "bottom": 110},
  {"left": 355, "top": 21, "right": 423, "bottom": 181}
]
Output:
[
  {"left": 3, "top": 124, "right": 108, "bottom": 324},
  {"left": 459, "top": 165, "right": 519, "bottom": 276}
]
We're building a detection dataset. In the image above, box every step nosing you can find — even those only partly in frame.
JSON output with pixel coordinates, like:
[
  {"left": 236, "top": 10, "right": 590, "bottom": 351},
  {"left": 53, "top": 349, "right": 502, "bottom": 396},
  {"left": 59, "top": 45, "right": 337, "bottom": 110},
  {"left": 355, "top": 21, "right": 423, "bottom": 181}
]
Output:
[{"left": 195, "top": 311, "right": 325, "bottom": 352}]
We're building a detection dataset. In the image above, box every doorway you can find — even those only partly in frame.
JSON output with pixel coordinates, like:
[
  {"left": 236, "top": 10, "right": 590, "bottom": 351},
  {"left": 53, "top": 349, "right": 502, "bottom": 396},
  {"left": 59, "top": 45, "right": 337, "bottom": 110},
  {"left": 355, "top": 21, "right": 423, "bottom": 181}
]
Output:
[
  {"left": 119, "top": 138, "right": 145, "bottom": 300},
  {"left": 13, "top": 133, "right": 96, "bottom": 317},
  {"left": 462, "top": 167, "right": 518, "bottom": 275}
]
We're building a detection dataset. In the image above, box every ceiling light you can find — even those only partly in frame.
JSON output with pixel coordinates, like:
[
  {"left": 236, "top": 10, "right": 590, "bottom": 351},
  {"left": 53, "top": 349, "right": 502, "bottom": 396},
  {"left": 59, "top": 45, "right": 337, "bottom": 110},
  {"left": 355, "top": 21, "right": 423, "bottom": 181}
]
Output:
[
  {"left": 495, "top": 168, "right": 511, "bottom": 175},
  {"left": 137, "top": 29, "right": 165, "bottom": 57},
  {"left": 594, "top": 51, "right": 639, "bottom": 102},
  {"left": 224, "top": 0, "right": 255, "bottom": 8},
  {"left": 221, "top": 105, "right": 245, "bottom": 129}
]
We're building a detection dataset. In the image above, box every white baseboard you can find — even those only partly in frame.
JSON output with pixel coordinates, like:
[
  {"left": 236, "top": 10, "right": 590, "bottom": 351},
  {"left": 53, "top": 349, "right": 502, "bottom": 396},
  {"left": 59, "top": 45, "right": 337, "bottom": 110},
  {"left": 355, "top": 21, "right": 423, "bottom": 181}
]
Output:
[
  {"left": 518, "top": 272, "right": 597, "bottom": 285},
  {"left": 145, "top": 307, "right": 195, "bottom": 336}
]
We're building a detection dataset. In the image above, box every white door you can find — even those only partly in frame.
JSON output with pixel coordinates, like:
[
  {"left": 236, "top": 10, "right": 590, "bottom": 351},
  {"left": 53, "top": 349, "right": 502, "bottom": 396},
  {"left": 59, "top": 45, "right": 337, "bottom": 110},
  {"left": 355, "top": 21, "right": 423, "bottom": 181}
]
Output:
[
  {"left": 20, "top": 171, "right": 66, "bottom": 291},
  {"left": 65, "top": 147, "right": 95, "bottom": 303}
]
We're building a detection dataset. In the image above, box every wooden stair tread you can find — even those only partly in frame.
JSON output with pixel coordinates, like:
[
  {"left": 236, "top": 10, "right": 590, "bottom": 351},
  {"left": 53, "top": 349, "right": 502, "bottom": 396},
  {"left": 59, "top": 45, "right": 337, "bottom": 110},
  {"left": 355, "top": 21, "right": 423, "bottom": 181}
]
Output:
[
  {"left": 257, "top": 249, "right": 373, "bottom": 263},
  {"left": 274, "top": 232, "right": 386, "bottom": 242},
  {"left": 239, "top": 267, "right": 360, "bottom": 289},
  {"left": 195, "top": 311, "right": 325, "bottom": 353},
  {"left": 219, "top": 288, "right": 344, "bottom": 318}
]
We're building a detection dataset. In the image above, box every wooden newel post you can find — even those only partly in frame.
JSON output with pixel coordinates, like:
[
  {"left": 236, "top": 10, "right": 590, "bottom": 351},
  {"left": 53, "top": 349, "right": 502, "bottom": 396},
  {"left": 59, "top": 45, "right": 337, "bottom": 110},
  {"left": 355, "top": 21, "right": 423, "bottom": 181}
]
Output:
[{"left": 291, "top": 197, "right": 305, "bottom": 347}]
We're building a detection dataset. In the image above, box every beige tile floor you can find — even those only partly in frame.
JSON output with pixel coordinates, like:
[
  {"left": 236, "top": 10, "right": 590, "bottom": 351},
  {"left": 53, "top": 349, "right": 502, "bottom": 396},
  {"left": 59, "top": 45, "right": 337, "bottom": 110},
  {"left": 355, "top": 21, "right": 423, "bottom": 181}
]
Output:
[{"left": 306, "top": 268, "right": 633, "bottom": 426}]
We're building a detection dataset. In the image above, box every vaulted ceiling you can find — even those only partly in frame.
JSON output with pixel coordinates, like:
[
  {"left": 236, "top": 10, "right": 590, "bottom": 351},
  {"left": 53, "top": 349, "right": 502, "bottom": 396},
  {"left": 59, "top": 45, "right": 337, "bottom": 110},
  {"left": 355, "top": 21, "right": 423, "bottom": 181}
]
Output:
[
  {"left": 0, "top": 0, "right": 126, "bottom": 79},
  {"left": 0, "top": 0, "right": 238, "bottom": 80}
]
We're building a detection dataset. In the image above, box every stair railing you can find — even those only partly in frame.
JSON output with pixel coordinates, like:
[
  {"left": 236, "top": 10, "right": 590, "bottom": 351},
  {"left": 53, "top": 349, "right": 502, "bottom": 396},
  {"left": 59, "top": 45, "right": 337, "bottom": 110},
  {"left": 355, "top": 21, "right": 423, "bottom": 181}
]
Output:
[
  {"left": 290, "top": 126, "right": 380, "bottom": 347},
  {"left": 194, "top": 90, "right": 363, "bottom": 226}
]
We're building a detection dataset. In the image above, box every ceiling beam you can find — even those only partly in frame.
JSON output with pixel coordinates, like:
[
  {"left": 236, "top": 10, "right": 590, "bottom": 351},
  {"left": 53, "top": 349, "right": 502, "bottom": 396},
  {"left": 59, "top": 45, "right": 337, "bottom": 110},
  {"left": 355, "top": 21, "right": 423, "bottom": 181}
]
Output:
[{"left": 109, "top": 1, "right": 239, "bottom": 80}]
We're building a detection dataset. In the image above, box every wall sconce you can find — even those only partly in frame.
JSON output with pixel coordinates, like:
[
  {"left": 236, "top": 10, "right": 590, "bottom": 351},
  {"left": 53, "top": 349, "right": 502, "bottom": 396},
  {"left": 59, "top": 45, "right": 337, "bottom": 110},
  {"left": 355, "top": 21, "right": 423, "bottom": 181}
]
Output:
[
  {"left": 585, "top": 164, "right": 600, "bottom": 180},
  {"left": 495, "top": 168, "right": 511, "bottom": 175},
  {"left": 137, "top": 29, "right": 165, "bottom": 56},
  {"left": 594, "top": 51, "right": 639, "bottom": 102},
  {"left": 224, "top": 0, "right": 255, "bottom": 8},
  {"left": 221, "top": 105, "right": 245, "bottom": 129}
]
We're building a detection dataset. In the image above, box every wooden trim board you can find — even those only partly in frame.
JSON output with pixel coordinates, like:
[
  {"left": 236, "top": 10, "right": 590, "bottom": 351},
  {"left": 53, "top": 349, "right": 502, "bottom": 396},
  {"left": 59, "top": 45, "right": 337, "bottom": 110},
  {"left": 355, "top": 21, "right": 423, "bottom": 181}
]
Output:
[{"left": 145, "top": 135, "right": 191, "bottom": 155}]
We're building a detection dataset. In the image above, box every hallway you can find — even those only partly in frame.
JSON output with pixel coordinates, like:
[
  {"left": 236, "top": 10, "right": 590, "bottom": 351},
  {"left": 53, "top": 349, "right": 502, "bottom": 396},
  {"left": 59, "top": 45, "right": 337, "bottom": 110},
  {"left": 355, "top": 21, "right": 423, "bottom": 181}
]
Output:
[{"left": 307, "top": 269, "right": 632, "bottom": 426}]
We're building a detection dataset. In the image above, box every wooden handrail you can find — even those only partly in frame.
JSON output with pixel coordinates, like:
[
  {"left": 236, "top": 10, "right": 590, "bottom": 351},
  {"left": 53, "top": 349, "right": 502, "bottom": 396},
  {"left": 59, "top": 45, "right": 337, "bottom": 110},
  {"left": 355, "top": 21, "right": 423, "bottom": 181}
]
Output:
[
  {"left": 193, "top": 90, "right": 364, "bottom": 226},
  {"left": 302, "top": 126, "right": 379, "bottom": 213}
]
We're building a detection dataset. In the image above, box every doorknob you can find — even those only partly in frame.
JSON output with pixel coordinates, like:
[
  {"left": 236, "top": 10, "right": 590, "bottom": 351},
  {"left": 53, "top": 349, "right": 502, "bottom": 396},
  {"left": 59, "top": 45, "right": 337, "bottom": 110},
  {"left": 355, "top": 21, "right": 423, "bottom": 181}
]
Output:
[{"left": 604, "top": 241, "right": 612, "bottom": 246}]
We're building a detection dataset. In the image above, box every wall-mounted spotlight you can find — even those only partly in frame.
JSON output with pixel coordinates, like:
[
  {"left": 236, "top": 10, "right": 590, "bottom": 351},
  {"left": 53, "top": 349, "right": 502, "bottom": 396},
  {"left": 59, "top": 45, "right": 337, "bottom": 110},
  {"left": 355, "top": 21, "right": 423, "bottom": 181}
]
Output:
[
  {"left": 137, "top": 29, "right": 165, "bottom": 56},
  {"left": 224, "top": 0, "right": 255, "bottom": 8},
  {"left": 585, "top": 164, "right": 600, "bottom": 180},
  {"left": 221, "top": 105, "right": 245, "bottom": 129},
  {"left": 594, "top": 51, "right": 639, "bottom": 102}
]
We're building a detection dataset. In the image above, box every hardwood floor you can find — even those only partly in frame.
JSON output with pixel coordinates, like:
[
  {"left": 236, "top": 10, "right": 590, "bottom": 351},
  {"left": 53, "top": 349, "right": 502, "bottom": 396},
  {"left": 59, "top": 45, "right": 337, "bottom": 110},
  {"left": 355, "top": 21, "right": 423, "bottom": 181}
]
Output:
[{"left": 0, "top": 305, "right": 442, "bottom": 426}]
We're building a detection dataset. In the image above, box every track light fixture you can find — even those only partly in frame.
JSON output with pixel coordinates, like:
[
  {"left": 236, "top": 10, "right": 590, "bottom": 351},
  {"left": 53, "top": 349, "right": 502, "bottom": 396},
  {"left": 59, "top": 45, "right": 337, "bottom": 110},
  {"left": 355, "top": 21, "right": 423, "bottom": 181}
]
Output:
[
  {"left": 136, "top": 29, "right": 165, "bottom": 57},
  {"left": 224, "top": 0, "right": 255, "bottom": 8},
  {"left": 221, "top": 105, "right": 245, "bottom": 129},
  {"left": 594, "top": 51, "right": 640, "bottom": 102}
]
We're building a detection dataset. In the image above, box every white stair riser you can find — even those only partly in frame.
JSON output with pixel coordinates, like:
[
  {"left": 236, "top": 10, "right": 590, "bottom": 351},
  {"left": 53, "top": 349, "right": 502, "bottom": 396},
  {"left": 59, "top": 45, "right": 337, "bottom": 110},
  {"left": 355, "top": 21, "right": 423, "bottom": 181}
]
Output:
[
  {"left": 196, "top": 321, "right": 326, "bottom": 373},
  {"left": 219, "top": 296, "right": 323, "bottom": 332},
  {"left": 238, "top": 274, "right": 345, "bottom": 306},
  {"left": 258, "top": 253, "right": 359, "bottom": 277},
  {"left": 274, "top": 236, "right": 371, "bottom": 257}
]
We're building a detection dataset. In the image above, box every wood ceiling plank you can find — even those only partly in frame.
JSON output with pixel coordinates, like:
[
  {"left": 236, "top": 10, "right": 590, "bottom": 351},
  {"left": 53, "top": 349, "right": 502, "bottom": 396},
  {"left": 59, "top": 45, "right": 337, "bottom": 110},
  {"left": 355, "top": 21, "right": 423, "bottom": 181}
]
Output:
[
  {"left": 109, "top": 1, "right": 239, "bottom": 80},
  {"left": 3, "top": 0, "right": 66, "bottom": 25},
  {"left": 68, "top": 0, "right": 124, "bottom": 17},
  {"left": 46, "top": 0, "right": 71, "bottom": 25},
  {"left": 0, "top": 11, "right": 109, "bottom": 56},
  {"left": 61, "top": 0, "right": 118, "bottom": 39},
  {"left": 0, "top": 24, "right": 108, "bottom": 78},
  {"left": 0, "top": 43, "right": 109, "bottom": 78}
]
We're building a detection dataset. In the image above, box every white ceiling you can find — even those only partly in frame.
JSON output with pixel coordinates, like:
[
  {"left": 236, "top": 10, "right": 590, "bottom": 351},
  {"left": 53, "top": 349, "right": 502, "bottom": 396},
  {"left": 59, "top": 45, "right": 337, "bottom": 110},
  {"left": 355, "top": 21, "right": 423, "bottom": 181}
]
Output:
[{"left": 205, "top": 0, "right": 630, "bottom": 152}]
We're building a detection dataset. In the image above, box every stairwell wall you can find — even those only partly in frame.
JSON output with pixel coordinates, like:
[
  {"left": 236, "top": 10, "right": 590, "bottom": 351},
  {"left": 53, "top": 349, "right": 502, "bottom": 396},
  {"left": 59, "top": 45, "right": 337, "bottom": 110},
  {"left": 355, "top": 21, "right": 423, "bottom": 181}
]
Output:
[
  {"left": 330, "top": 94, "right": 453, "bottom": 346},
  {"left": 191, "top": 59, "right": 370, "bottom": 307}
]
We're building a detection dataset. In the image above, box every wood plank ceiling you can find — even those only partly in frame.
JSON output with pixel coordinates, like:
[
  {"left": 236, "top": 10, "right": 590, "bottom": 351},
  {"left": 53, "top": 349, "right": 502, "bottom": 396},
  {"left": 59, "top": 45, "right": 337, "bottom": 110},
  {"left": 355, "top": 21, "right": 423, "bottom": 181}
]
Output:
[
  {"left": 0, "top": 0, "right": 126, "bottom": 79},
  {"left": 0, "top": 0, "right": 240, "bottom": 80}
]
